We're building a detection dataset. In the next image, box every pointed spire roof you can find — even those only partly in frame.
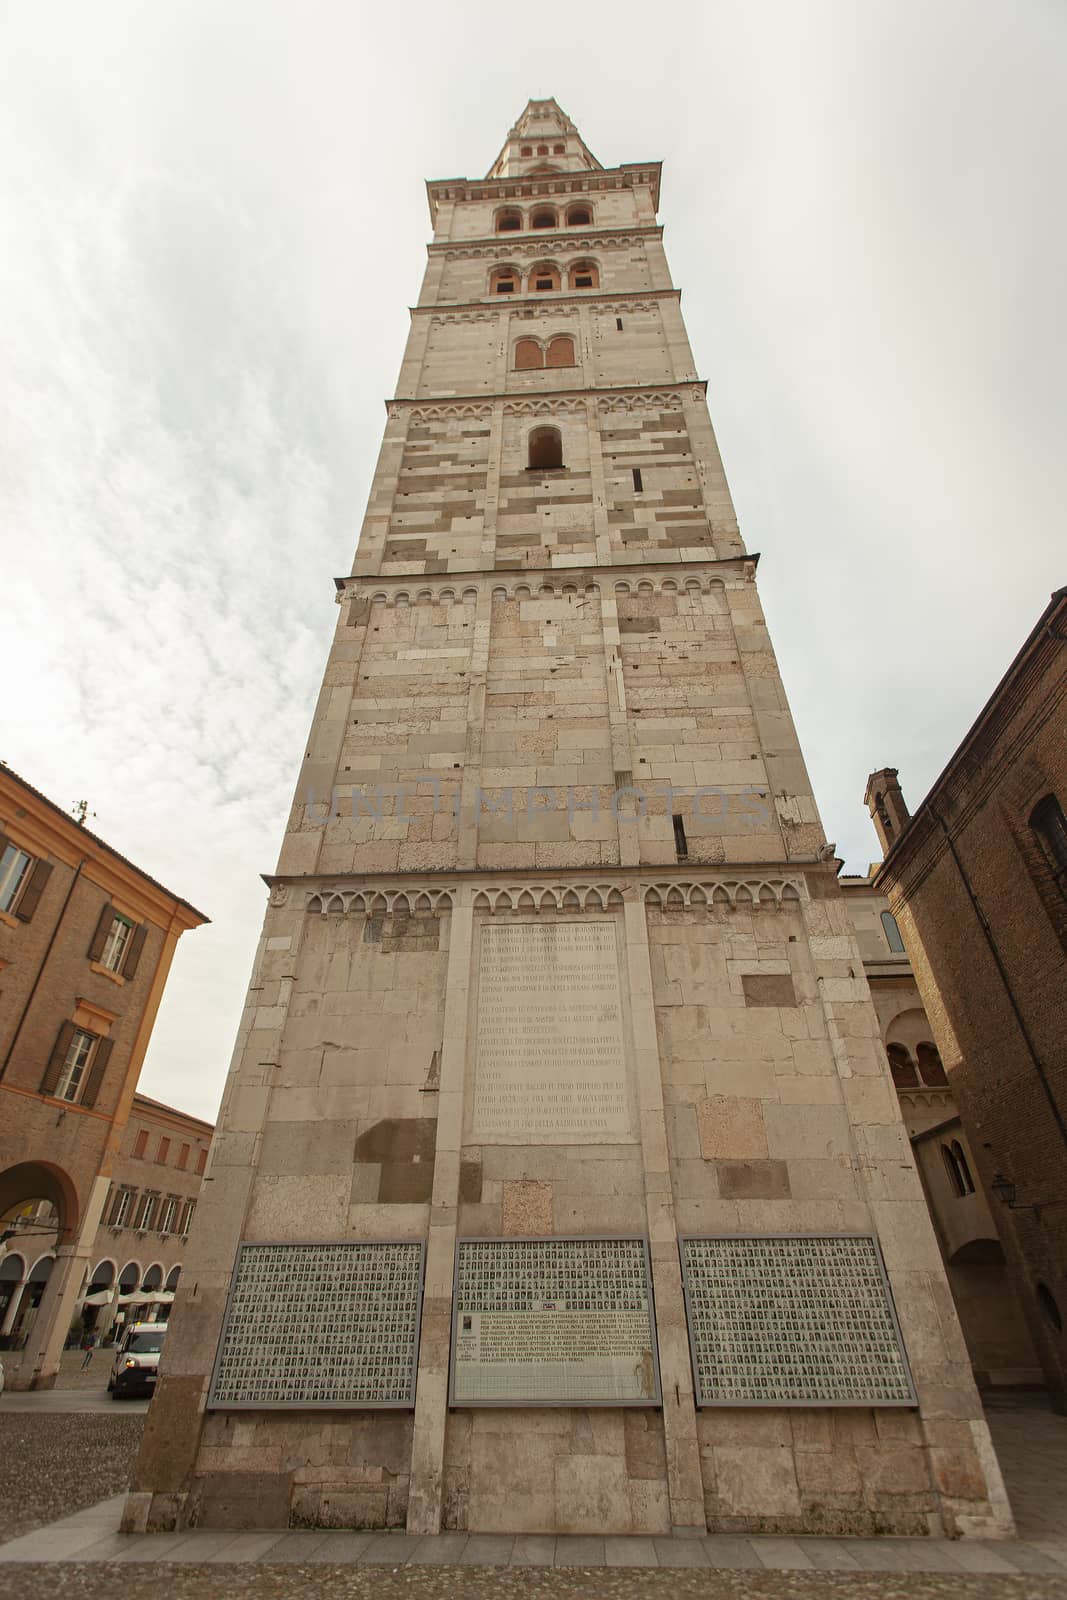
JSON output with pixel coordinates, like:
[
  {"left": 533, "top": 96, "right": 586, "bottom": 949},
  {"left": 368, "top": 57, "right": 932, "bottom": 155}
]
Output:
[{"left": 486, "top": 98, "right": 603, "bottom": 180}]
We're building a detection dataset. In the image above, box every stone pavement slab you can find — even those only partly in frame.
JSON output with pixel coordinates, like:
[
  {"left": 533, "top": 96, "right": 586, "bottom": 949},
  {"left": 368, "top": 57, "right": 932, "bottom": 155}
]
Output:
[
  {"left": 510, "top": 1534, "right": 556, "bottom": 1565},
  {"left": 754, "top": 1538, "right": 815, "bottom": 1569},
  {"left": 554, "top": 1535, "right": 604, "bottom": 1565},
  {"left": 605, "top": 1536, "right": 658, "bottom": 1566},
  {"left": 654, "top": 1536, "right": 709, "bottom": 1567},
  {"left": 410, "top": 1533, "right": 470, "bottom": 1563}
]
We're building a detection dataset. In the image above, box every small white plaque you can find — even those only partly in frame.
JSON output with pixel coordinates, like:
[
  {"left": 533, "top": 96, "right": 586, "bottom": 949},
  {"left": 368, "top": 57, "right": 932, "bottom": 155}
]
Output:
[
  {"left": 471, "top": 920, "right": 633, "bottom": 1144},
  {"left": 681, "top": 1235, "right": 917, "bottom": 1407},
  {"left": 450, "top": 1237, "right": 660, "bottom": 1406}
]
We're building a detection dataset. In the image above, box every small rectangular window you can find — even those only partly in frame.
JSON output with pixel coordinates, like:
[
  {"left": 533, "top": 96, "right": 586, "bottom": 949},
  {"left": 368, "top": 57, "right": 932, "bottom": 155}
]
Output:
[
  {"left": 133, "top": 1129, "right": 148, "bottom": 1159},
  {"left": 156, "top": 1136, "right": 170, "bottom": 1164},
  {"left": 632, "top": 468, "right": 643, "bottom": 492},
  {"left": 616, "top": 317, "right": 623, "bottom": 330},
  {"left": 575, "top": 275, "right": 593, "bottom": 288},
  {"left": 196, "top": 1148, "right": 207, "bottom": 1176},
  {"left": 495, "top": 282, "right": 514, "bottom": 294},
  {"left": 673, "top": 814, "right": 688, "bottom": 860},
  {"left": 535, "top": 278, "right": 552, "bottom": 290},
  {"left": 177, "top": 1143, "right": 190, "bottom": 1170},
  {"left": 159, "top": 1197, "right": 178, "bottom": 1234},
  {"left": 113, "top": 1189, "right": 135, "bottom": 1228}
]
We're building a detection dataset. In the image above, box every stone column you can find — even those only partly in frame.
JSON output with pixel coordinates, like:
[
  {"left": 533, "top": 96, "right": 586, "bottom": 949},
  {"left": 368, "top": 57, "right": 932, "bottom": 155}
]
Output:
[
  {"left": 623, "top": 896, "right": 706, "bottom": 1532},
  {"left": 407, "top": 892, "right": 475, "bottom": 1535},
  {"left": 21, "top": 1173, "right": 109, "bottom": 1389}
]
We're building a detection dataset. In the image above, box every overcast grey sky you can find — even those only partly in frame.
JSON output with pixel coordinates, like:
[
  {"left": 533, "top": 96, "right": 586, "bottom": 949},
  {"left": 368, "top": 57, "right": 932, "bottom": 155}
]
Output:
[{"left": 1, "top": 2, "right": 1063, "bottom": 1121}]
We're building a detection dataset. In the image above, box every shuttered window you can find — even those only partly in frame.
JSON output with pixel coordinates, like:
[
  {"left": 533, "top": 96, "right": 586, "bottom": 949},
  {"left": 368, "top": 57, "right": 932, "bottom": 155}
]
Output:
[
  {"left": 0, "top": 836, "right": 52, "bottom": 921},
  {"left": 88, "top": 903, "right": 148, "bottom": 977},
  {"left": 41, "top": 1022, "right": 113, "bottom": 1107}
]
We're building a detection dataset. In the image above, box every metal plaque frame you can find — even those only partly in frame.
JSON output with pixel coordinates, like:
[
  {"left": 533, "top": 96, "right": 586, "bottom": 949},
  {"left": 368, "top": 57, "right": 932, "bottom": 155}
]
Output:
[
  {"left": 207, "top": 1239, "right": 426, "bottom": 1411},
  {"left": 449, "top": 1234, "right": 662, "bottom": 1408},
  {"left": 679, "top": 1234, "right": 918, "bottom": 1409}
]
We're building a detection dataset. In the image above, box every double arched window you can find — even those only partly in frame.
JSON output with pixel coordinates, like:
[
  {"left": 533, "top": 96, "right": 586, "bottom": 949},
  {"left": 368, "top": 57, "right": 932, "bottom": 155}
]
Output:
[{"left": 513, "top": 335, "right": 576, "bottom": 370}]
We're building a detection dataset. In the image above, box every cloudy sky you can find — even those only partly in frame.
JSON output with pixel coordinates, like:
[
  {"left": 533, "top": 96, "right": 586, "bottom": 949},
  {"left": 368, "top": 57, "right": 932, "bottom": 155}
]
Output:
[{"left": 1, "top": 2, "right": 1063, "bottom": 1121}]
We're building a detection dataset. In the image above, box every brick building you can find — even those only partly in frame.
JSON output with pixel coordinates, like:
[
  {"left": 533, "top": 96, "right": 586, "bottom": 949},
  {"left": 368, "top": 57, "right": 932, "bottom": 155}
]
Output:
[
  {"left": 840, "top": 874, "right": 1040, "bottom": 1391},
  {"left": 0, "top": 764, "right": 207, "bottom": 1386},
  {"left": 868, "top": 587, "right": 1067, "bottom": 1409}
]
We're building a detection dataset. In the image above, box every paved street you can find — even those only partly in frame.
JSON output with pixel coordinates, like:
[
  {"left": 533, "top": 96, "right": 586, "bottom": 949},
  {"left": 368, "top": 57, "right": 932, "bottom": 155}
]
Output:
[{"left": 0, "top": 1389, "right": 1064, "bottom": 1592}]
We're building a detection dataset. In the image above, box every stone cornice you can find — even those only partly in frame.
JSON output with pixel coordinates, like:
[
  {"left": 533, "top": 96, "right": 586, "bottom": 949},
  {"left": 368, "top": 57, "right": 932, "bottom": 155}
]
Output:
[
  {"left": 385, "top": 379, "right": 707, "bottom": 418},
  {"left": 427, "top": 164, "right": 662, "bottom": 220},
  {"left": 260, "top": 867, "right": 807, "bottom": 917},
  {"left": 412, "top": 289, "right": 681, "bottom": 319},
  {"left": 428, "top": 225, "right": 663, "bottom": 259},
  {"left": 333, "top": 553, "right": 758, "bottom": 596}
]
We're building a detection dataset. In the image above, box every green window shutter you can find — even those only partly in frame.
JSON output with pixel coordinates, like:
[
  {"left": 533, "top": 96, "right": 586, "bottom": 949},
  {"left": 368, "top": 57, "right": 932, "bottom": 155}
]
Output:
[
  {"left": 14, "top": 858, "right": 53, "bottom": 923},
  {"left": 80, "top": 1036, "right": 113, "bottom": 1109},
  {"left": 122, "top": 923, "right": 148, "bottom": 979},
  {"left": 41, "top": 1021, "right": 76, "bottom": 1095},
  {"left": 87, "top": 903, "right": 113, "bottom": 961}
]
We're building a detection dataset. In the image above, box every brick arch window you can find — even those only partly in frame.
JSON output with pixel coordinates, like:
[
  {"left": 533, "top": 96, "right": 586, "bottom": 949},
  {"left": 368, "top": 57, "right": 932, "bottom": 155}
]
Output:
[
  {"left": 568, "top": 259, "right": 599, "bottom": 290},
  {"left": 530, "top": 206, "right": 558, "bottom": 230},
  {"left": 528, "top": 426, "right": 563, "bottom": 470},
  {"left": 529, "top": 262, "right": 561, "bottom": 292},
  {"left": 495, "top": 207, "right": 523, "bottom": 233},
  {"left": 1030, "top": 793, "right": 1067, "bottom": 898},
  {"left": 520, "top": 145, "right": 532, "bottom": 156},
  {"left": 916, "top": 1041, "right": 948, "bottom": 1086},
  {"left": 546, "top": 335, "right": 576, "bottom": 368},
  {"left": 514, "top": 338, "right": 544, "bottom": 370},
  {"left": 565, "top": 203, "right": 592, "bottom": 227},
  {"left": 489, "top": 265, "right": 521, "bottom": 296},
  {"left": 537, "top": 144, "right": 549, "bottom": 155},
  {"left": 553, "top": 143, "right": 565, "bottom": 154},
  {"left": 886, "top": 1043, "right": 918, "bottom": 1090}
]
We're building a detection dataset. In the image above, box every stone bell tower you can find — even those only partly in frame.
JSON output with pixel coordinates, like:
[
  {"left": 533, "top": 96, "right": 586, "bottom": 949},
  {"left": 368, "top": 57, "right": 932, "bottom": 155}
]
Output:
[{"left": 126, "top": 99, "right": 1012, "bottom": 1541}]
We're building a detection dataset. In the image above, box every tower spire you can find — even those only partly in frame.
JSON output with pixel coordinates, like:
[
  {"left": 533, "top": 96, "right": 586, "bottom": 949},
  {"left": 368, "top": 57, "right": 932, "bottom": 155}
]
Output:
[{"left": 486, "top": 97, "right": 602, "bottom": 179}]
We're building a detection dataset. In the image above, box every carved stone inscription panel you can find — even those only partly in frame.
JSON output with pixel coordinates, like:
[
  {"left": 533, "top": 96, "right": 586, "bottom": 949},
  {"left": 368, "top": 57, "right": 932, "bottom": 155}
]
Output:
[
  {"left": 207, "top": 1241, "right": 425, "bottom": 1409},
  {"left": 451, "top": 1237, "right": 660, "bottom": 1405},
  {"left": 471, "top": 920, "right": 633, "bottom": 1144},
  {"left": 681, "top": 1235, "right": 917, "bottom": 1407}
]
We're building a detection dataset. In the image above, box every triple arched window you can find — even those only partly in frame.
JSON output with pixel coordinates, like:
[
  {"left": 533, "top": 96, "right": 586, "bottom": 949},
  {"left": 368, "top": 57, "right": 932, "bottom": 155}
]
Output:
[
  {"left": 488, "top": 261, "right": 600, "bottom": 296},
  {"left": 493, "top": 202, "right": 595, "bottom": 233}
]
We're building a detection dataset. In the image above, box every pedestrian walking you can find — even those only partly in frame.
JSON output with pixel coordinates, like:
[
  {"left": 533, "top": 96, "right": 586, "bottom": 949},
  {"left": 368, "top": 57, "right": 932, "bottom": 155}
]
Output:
[{"left": 80, "top": 1331, "right": 98, "bottom": 1370}]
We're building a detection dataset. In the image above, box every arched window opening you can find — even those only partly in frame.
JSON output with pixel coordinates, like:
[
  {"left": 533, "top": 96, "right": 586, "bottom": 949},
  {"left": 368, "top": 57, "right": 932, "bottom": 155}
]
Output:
[
  {"left": 568, "top": 259, "right": 599, "bottom": 290},
  {"left": 537, "top": 144, "right": 549, "bottom": 155},
  {"left": 530, "top": 263, "right": 560, "bottom": 292},
  {"left": 495, "top": 208, "right": 523, "bottom": 233},
  {"left": 546, "top": 335, "right": 575, "bottom": 368},
  {"left": 514, "top": 338, "right": 544, "bottom": 370},
  {"left": 490, "top": 266, "right": 520, "bottom": 296},
  {"left": 952, "top": 1140, "right": 975, "bottom": 1195},
  {"left": 1030, "top": 794, "right": 1067, "bottom": 895},
  {"left": 528, "top": 427, "right": 563, "bottom": 471},
  {"left": 942, "top": 1143, "right": 968, "bottom": 1198},
  {"left": 553, "top": 143, "right": 565, "bottom": 154},
  {"left": 530, "top": 207, "right": 557, "bottom": 230},
  {"left": 521, "top": 145, "right": 532, "bottom": 156},
  {"left": 886, "top": 1044, "right": 918, "bottom": 1090},
  {"left": 917, "top": 1041, "right": 948, "bottom": 1086},
  {"left": 881, "top": 911, "right": 905, "bottom": 953},
  {"left": 566, "top": 204, "right": 592, "bottom": 227}
]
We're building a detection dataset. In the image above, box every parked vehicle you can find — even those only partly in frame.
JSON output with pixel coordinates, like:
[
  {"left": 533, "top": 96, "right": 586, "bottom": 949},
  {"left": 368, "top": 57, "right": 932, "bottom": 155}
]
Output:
[{"left": 108, "top": 1322, "right": 167, "bottom": 1399}]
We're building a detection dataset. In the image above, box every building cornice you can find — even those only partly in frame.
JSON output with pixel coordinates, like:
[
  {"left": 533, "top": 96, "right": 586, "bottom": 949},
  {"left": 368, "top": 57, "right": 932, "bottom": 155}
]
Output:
[
  {"left": 412, "top": 288, "right": 681, "bottom": 319},
  {"left": 132, "top": 1091, "right": 214, "bottom": 1137},
  {"left": 385, "top": 379, "right": 707, "bottom": 417},
  {"left": 874, "top": 588, "right": 1067, "bottom": 902},
  {"left": 427, "top": 164, "right": 662, "bottom": 222},
  {"left": 427, "top": 225, "right": 663, "bottom": 258},
  {"left": 0, "top": 765, "right": 208, "bottom": 931},
  {"left": 334, "top": 552, "right": 758, "bottom": 596}
]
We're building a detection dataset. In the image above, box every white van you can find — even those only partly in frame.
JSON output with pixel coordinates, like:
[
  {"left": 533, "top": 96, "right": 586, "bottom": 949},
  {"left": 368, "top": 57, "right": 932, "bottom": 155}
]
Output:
[{"left": 108, "top": 1321, "right": 167, "bottom": 1399}]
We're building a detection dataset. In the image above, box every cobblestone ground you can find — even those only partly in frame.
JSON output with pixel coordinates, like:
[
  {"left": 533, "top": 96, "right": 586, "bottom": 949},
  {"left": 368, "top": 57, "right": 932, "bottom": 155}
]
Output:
[
  {"left": 3, "top": 1566, "right": 1065, "bottom": 1600},
  {"left": 0, "top": 1415, "right": 144, "bottom": 1544}
]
